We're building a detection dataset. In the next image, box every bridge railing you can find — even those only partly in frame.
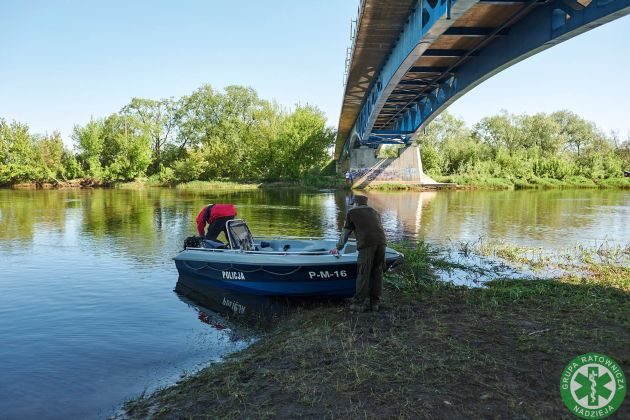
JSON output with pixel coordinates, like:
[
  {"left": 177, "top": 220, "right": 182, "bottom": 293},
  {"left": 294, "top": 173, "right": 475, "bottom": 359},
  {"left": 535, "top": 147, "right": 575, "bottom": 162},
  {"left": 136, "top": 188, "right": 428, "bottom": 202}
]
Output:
[{"left": 343, "top": 0, "right": 367, "bottom": 86}]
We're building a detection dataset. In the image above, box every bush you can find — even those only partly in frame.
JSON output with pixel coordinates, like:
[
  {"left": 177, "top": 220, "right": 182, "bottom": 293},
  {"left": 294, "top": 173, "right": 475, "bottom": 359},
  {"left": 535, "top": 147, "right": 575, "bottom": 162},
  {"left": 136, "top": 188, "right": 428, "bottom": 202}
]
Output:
[
  {"left": 420, "top": 143, "right": 442, "bottom": 176},
  {"left": 172, "top": 149, "right": 210, "bottom": 183}
]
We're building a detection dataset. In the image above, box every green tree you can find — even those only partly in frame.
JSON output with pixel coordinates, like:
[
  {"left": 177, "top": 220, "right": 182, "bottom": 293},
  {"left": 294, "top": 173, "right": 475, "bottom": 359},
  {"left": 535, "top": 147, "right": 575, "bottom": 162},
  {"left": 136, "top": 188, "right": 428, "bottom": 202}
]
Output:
[
  {"left": 176, "top": 85, "right": 223, "bottom": 151},
  {"left": 34, "top": 131, "right": 65, "bottom": 180},
  {"left": 419, "top": 111, "right": 471, "bottom": 175},
  {"left": 518, "top": 113, "right": 562, "bottom": 156},
  {"left": 73, "top": 118, "right": 105, "bottom": 178},
  {"left": 100, "top": 114, "right": 152, "bottom": 181},
  {"left": 473, "top": 111, "right": 521, "bottom": 155},
  {"left": 0, "top": 119, "right": 40, "bottom": 184},
  {"left": 551, "top": 110, "right": 597, "bottom": 156},
  {"left": 121, "top": 98, "right": 178, "bottom": 173},
  {"left": 277, "top": 105, "right": 335, "bottom": 179}
]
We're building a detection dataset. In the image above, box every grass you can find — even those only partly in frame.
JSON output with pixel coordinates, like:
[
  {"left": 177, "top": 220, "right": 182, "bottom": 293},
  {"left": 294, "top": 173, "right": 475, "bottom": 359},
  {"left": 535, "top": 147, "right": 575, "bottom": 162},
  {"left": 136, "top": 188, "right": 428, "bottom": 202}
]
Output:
[
  {"left": 260, "top": 174, "right": 346, "bottom": 190},
  {"left": 115, "top": 178, "right": 165, "bottom": 189},
  {"left": 174, "top": 180, "right": 261, "bottom": 191},
  {"left": 363, "top": 182, "right": 419, "bottom": 191},
  {"left": 596, "top": 177, "right": 630, "bottom": 188},
  {"left": 432, "top": 174, "right": 630, "bottom": 190},
  {"left": 122, "top": 241, "right": 629, "bottom": 419}
]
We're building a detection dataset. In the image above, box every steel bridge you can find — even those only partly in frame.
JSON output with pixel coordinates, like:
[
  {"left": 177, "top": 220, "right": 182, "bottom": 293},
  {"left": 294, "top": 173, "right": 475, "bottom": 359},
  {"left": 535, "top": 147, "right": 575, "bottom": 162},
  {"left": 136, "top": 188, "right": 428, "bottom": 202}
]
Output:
[{"left": 336, "top": 0, "right": 630, "bottom": 164}]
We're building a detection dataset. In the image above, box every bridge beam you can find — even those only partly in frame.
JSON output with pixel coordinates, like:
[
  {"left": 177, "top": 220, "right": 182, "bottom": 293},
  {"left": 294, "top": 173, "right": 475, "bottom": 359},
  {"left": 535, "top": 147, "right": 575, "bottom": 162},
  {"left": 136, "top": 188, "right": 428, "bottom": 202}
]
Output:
[
  {"left": 341, "top": 0, "right": 480, "bottom": 160},
  {"left": 390, "top": 0, "right": 630, "bottom": 138},
  {"left": 338, "top": 0, "right": 630, "bottom": 163}
]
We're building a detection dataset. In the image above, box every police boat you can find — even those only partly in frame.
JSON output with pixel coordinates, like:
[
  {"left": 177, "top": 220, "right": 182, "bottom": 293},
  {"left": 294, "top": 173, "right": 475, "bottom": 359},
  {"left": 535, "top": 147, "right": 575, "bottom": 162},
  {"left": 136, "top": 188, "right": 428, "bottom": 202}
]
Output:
[{"left": 174, "top": 219, "right": 403, "bottom": 297}]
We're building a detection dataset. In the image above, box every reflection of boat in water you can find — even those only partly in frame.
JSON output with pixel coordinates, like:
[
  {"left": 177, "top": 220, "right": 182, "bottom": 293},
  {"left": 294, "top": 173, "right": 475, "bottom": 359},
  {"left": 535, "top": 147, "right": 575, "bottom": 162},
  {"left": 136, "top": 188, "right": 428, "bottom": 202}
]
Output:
[
  {"left": 175, "top": 278, "right": 295, "bottom": 323},
  {"left": 173, "top": 288, "right": 269, "bottom": 337},
  {"left": 174, "top": 219, "right": 403, "bottom": 298}
]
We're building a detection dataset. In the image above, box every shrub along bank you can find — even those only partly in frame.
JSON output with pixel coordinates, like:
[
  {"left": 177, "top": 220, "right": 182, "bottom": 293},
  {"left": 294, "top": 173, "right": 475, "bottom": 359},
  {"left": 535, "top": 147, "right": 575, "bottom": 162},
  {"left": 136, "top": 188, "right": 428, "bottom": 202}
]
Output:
[{"left": 416, "top": 110, "right": 630, "bottom": 189}]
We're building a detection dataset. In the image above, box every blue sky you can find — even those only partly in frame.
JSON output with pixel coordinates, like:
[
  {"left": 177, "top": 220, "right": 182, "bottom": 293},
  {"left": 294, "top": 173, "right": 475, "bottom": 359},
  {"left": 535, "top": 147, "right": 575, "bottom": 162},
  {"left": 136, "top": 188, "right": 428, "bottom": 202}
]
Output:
[{"left": 1, "top": 1, "right": 628, "bottom": 147}]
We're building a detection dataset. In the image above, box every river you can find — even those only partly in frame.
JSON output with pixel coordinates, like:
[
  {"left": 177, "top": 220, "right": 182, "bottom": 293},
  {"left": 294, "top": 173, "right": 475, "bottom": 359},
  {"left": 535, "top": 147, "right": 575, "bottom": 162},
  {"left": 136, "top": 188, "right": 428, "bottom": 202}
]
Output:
[{"left": 0, "top": 187, "right": 627, "bottom": 418}]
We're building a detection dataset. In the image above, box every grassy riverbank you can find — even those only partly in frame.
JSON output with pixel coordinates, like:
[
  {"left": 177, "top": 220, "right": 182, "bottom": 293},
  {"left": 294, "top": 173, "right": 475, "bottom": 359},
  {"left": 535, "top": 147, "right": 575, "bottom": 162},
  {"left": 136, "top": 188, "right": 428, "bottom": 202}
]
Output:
[
  {"left": 123, "top": 243, "right": 629, "bottom": 419},
  {"left": 434, "top": 175, "right": 630, "bottom": 190},
  {"left": 5, "top": 174, "right": 629, "bottom": 191},
  {"left": 5, "top": 174, "right": 347, "bottom": 191},
  {"left": 362, "top": 176, "right": 630, "bottom": 191}
]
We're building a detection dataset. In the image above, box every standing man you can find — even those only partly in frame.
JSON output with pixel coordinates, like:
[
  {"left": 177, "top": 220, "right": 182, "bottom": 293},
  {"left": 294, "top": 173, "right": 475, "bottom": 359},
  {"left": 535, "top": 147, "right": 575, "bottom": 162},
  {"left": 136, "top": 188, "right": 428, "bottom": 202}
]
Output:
[
  {"left": 196, "top": 203, "right": 237, "bottom": 243},
  {"left": 330, "top": 195, "right": 386, "bottom": 312}
]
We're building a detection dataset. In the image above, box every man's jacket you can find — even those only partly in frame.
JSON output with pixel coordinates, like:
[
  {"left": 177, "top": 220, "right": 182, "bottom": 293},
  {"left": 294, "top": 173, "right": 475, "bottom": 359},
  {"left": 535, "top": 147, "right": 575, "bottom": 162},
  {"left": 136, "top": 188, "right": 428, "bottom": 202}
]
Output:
[
  {"left": 337, "top": 205, "right": 386, "bottom": 250},
  {"left": 196, "top": 204, "right": 237, "bottom": 236}
]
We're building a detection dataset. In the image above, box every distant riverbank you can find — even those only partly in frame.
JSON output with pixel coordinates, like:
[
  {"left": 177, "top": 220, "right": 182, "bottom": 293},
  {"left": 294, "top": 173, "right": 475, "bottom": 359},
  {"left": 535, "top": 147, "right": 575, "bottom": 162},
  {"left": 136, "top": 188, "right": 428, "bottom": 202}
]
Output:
[
  {"left": 433, "top": 174, "right": 630, "bottom": 190},
  {"left": 6, "top": 175, "right": 347, "bottom": 191},
  {"left": 5, "top": 174, "right": 630, "bottom": 191},
  {"left": 363, "top": 175, "right": 630, "bottom": 190},
  {"left": 122, "top": 242, "right": 629, "bottom": 419}
]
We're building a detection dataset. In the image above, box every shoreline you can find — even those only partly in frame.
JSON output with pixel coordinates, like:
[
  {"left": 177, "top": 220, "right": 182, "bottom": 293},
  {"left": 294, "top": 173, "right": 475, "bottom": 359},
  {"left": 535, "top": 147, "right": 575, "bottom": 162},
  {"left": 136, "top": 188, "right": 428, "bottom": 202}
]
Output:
[
  {"left": 4, "top": 177, "right": 347, "bottom": 191},
  {"left": 364, "top": 175, "right": 629, "bottom": 191},
  {"left": 122, "top": 242, "right": 629, "bottom": 419},
  {"left": 4, "top": 175, "right": 629, "bottom": 191}
]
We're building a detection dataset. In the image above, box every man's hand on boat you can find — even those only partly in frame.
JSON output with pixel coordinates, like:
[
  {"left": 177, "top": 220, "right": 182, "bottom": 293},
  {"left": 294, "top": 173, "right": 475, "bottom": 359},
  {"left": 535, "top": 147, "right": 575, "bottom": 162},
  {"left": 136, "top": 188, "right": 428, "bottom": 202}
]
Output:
[{"left": 329, "top": 248, "right": 340, "bottom": 256}]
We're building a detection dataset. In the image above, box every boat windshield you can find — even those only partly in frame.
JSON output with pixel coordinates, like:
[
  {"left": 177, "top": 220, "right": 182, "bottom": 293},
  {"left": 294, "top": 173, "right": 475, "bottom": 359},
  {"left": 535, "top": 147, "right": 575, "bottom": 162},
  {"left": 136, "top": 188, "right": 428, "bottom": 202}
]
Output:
[{"left": 226, "top": 219, "right": 256, "bottom": 250}]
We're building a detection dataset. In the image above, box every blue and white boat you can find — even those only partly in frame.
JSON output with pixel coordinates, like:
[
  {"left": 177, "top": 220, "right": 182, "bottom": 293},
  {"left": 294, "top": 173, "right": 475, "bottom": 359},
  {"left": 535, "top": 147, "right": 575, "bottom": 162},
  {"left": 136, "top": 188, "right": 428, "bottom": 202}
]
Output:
[{"left": 174, "top": 219, "right": 403, "bottom": 298}]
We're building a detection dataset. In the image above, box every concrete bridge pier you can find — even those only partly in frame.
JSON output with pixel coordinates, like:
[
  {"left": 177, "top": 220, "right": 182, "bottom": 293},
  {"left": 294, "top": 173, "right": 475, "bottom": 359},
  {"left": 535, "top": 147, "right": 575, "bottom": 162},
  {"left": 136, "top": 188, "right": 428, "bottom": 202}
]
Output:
[{"left": 347, "top": 144, "right": 443, "bottom": 189}]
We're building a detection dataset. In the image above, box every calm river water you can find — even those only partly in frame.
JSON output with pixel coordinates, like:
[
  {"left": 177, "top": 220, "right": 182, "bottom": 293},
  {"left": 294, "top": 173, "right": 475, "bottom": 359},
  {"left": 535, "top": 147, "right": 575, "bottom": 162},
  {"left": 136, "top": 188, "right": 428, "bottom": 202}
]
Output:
[{"left": 0, "top": 187, "right": 628, "bottom": 418}]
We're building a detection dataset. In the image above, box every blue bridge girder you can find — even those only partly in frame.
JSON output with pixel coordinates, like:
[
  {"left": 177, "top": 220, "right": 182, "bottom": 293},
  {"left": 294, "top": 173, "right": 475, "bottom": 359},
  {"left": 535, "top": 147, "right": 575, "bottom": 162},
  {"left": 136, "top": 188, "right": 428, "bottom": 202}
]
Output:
[{"left": 336, "top": 0, "right": 630, "bottom": 160}]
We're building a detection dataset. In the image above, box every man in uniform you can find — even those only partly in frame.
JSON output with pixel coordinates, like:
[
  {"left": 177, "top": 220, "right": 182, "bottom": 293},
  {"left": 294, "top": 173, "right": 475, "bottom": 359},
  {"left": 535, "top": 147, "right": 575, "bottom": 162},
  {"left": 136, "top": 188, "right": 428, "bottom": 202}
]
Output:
[
  {"left": 196, "top": 203, "right": 237, "bottom": 243},
  {"left": 330, "top": 195, "right": 386, "bottom": 312}
]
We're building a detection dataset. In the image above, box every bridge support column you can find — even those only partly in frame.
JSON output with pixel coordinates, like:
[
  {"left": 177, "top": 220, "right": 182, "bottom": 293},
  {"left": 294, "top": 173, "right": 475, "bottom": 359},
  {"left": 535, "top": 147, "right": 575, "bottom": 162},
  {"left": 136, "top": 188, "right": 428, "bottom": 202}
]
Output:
[
  {"left": 349, "top": 147, "right": 379, "bottom": 171},
  {"left": 349, "top": 144, "right": 440, "bottom": 189}
]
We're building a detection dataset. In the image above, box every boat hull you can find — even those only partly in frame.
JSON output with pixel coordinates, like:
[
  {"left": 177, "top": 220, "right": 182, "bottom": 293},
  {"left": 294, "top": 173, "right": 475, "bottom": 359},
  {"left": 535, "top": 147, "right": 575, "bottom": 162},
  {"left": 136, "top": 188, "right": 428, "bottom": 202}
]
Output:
[
  {"left": 174, "top": 259, "right": 358, "bottom": 297},
  {"left": 174, "top": 248, "right": 402, "bottom": 297}
]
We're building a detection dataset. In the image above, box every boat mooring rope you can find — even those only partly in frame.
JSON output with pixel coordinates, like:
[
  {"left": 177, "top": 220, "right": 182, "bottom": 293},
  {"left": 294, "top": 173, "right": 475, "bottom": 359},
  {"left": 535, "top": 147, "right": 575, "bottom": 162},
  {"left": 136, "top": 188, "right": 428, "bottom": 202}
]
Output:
[{"left": 183, "top": 261, "right": 303, "bottom": 277}]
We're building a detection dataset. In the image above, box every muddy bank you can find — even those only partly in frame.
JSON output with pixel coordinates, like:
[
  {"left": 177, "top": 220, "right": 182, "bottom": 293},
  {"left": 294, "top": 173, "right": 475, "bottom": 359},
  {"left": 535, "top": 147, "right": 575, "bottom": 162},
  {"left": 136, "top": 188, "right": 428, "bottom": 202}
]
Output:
[
  {"left": 9, "top": 178, "right": 107, "bottom": 189},
  {"left": 5, "top": 177, "right": 346, "bottom": 191},
  {"left": 122, "top": 244, "right": 629, "bottom": 419}
]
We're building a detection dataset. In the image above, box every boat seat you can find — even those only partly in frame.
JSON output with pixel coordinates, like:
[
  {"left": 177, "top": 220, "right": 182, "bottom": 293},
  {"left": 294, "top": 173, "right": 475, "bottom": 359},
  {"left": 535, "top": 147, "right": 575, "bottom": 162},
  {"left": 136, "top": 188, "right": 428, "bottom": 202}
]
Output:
[
  {"left": 203, "top": 239, "right": 226, "bottom": 249},
  {"left": 302, "top": 245, "right": 327, "bottom": 252}
]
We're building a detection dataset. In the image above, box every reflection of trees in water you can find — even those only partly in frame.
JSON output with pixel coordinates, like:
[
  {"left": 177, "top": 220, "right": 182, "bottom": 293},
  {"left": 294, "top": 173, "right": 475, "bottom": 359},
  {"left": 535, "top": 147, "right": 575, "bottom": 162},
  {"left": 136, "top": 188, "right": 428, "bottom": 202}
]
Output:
[
  {"left": 366, "top": 192, "right": 437, "bottom": 241},
  {"left": 79, "top": 189, "right": 196, "bottom": 263},
  {"left": 406, "top": 189, "right": 626, "bottom": 243},
  {"left": 1, "top": 188, "right": 626, "bottom": 260},
  {"left": 0, "top": 190, "right": 79, "bottom": 247},
  {"left": 0, "top": 188, "right": 338, "bottom": 260},
  {"left": 341, "top": 189, "right": 628, "bottom": 245},
  {"left": 231, "top": 190, "right": 332, "bottom": 238},
  {"left": 78, "top": 189, "right": 336, "bottom": 260}
]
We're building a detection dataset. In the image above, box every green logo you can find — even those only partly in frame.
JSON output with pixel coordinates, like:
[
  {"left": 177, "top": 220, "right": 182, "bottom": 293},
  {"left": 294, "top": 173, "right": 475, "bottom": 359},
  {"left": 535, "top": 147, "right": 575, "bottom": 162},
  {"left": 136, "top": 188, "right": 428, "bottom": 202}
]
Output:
[{"left": 560, "top": 353, "right": 626, "bottom": 419}]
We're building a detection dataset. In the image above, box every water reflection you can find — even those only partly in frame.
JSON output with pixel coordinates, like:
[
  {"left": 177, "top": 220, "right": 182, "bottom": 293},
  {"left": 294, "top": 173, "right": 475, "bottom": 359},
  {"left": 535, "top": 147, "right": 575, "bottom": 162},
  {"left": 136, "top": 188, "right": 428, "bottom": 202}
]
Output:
[
  {"left": 1, "top": 188, "right": 628, "bottom": 257},
  {"left": 363, "top": 189, "right": 629, "bottom": 248},
  {"left": 367, "top": 191, "right": 437, "bottom": 238},
  {"left": 175, "top": 293, "right": 257, "bottom": 343},
  {"left": 175, "top": 277, "right": 293, "bottom": 329}
]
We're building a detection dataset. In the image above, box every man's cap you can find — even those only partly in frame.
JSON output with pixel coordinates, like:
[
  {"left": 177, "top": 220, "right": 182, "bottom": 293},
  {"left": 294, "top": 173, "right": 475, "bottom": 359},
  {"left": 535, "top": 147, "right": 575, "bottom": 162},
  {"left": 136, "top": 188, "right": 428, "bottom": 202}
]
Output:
[{"left": 352, "top": 195, "right": 368, "bottom": 205}]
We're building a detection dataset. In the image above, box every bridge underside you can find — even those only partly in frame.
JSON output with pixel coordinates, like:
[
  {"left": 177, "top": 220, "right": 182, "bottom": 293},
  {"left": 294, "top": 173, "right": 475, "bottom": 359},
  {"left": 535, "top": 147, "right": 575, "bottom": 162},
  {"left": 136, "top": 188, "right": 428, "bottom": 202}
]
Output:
[{"left": 336, "top": 0, "right": 630, "bottom": 170}]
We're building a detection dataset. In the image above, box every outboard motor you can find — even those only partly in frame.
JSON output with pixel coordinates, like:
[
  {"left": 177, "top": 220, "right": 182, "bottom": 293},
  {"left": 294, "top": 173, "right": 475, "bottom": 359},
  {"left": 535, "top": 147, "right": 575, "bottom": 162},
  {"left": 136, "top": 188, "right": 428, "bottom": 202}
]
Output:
[{"left": 183, "top": 236, "right": 203, "bottom": 249}]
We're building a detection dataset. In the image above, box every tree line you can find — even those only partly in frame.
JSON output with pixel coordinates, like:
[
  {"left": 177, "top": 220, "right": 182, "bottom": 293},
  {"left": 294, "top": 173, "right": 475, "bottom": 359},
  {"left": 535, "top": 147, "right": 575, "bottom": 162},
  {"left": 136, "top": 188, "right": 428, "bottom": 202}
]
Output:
[
  {"left": 0, "top": 85, "right": 335, "bottom": 185},
  {"left": 2, "top": 88, "right": 628, "bottom": 187},
  {"left": 416, "top": 110, "right": 629, "bottom": 183}
]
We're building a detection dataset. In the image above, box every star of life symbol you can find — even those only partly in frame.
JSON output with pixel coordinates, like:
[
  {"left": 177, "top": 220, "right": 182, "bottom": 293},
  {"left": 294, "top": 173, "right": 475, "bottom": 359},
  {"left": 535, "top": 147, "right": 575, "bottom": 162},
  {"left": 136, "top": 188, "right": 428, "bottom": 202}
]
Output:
[
  {"left": 560, "top": 353, "right": 626, "bottom": 419},
  {"left": 570, "top": 364, "right": 615, "bottom": 409}
]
